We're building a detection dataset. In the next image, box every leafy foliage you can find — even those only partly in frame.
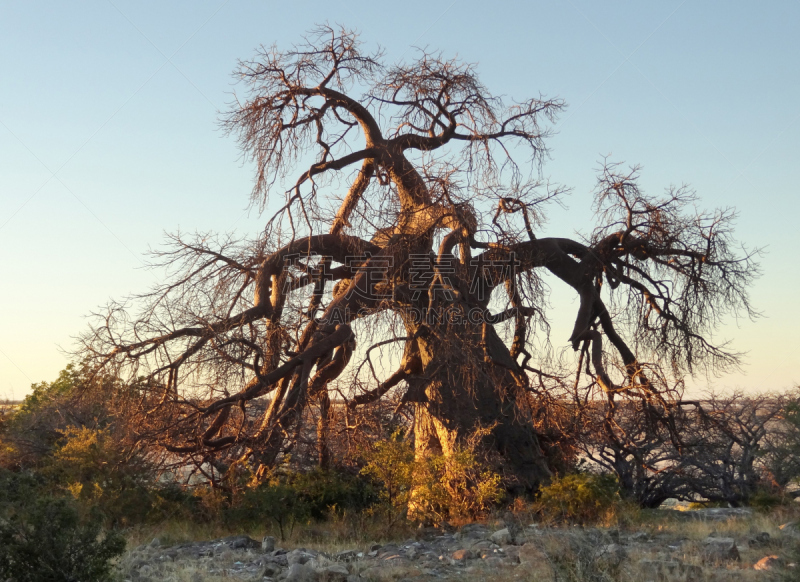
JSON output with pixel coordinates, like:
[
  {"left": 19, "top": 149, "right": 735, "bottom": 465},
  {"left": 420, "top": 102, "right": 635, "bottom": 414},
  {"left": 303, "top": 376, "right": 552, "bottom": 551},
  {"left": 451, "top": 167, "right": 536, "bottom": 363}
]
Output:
[
  {"left": 362, "top": 433, "right": 503, "bottom": 525},
  {"left": 0, "top": 365, "right": 161, "bottom": 525},
  {"left": 231, "top": 468, "right": 379, "bottom": 540},
  {"left": 537, "top": 473, "right": 622, "bottom": 524},
  {"left": 0, "top": 470, "right": 125, "bottom": 582}
]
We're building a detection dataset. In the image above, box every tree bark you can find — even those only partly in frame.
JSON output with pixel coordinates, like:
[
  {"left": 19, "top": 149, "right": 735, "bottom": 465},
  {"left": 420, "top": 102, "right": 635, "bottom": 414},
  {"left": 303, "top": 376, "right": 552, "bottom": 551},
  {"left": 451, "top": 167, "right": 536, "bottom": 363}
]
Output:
[{"left": 409, "top": 317, "right": 551, "bottom": 491}]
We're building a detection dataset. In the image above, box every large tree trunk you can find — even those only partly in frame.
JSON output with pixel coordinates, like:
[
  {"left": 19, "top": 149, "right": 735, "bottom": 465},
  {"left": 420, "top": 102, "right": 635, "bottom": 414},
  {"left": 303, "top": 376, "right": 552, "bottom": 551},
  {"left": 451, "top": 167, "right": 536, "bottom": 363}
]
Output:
[{"left": 408, "top": 317, "right": 552, "bottom": 492}]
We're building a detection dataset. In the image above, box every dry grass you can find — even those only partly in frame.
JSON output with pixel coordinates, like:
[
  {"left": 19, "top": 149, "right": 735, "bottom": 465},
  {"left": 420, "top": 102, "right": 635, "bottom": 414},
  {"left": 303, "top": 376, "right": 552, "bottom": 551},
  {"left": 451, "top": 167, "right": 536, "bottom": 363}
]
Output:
[{"left": 116, "top": 505, "right": 800, "bottom": 582}]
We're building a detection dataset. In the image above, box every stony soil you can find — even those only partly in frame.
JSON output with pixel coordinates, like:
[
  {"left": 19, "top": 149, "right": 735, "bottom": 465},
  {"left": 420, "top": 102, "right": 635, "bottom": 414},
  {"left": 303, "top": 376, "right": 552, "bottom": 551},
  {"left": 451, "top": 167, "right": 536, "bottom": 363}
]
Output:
[{"left": 119, "top": 510, "right": 800, "bottom": 582}]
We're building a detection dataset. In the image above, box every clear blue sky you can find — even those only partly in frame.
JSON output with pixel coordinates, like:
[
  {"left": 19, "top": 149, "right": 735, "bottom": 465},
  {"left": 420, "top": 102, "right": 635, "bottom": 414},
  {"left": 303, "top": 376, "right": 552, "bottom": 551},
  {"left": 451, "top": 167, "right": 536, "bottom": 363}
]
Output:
[{"left": 1, "top": 0, "right": 798, "bottom": 398}]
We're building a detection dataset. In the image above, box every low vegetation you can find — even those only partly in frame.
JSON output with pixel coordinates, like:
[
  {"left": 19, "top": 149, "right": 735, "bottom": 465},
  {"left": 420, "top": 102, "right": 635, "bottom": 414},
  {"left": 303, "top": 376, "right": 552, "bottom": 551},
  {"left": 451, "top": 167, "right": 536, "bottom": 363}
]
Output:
[{"left": 1, "top": 364, "right": 800, "bottom": 580}]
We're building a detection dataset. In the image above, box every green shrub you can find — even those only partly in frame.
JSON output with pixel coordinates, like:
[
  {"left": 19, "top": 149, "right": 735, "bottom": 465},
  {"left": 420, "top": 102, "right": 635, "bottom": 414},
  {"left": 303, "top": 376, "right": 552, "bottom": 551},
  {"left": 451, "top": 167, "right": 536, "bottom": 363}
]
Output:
[
  {"left": 229, "top": 469, "right": 378, "bottom": 539},
  {"left": 234, "top": 481, "right": 309, "bottom": 540},
  {"left": 409, "top": 448, "right": 503, "bottom": 523},
  {"left": 0, "top": 470, "right": 125, "bottom": 582},
  {"left": 537, "top": 473, "right": 621, "bottom": 524},
  {"left": 361, "top": 433, "right": 503, "bottom": 525},
  {"left": 0, "top": 364, "right": 159, "bottom": 526},
  {"left": 284, "top": 469, "right": 379, "bottom": 519}
]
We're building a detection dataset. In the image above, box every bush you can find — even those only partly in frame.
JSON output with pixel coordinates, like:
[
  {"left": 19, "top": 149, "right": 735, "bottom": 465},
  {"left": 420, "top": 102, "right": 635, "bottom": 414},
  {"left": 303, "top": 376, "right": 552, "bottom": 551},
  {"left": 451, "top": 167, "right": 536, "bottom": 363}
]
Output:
[
  {"left": 0, "top": 470, "right": 125, "bottom": 582},
  {"left": 361, "top": 433, "right": 503, "bottom": 525},
  {"left": 360, "top": 436, "right": 416, "bottom": 526},
  {"left": 234, "top": 481, "right": 309, "bottom": 540},
  {"left": 230, "top": 468, "right": 379, "bottom": 539},
  {"left": 537, "top": 473, "right": 621, "bottom": 524},
  {"left": 284, "top": 469, "right": 379, "bottom": 519},
  {"left": 0, "top": 364, "right": 159, "bottom": 526}
]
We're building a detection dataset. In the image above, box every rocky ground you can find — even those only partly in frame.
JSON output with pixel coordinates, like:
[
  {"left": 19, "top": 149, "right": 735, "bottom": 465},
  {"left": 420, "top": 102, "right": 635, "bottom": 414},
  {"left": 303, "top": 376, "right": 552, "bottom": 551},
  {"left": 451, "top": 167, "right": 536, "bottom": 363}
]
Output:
[{"left": 119, "top": 509, "right": 800, "bottom": 582}]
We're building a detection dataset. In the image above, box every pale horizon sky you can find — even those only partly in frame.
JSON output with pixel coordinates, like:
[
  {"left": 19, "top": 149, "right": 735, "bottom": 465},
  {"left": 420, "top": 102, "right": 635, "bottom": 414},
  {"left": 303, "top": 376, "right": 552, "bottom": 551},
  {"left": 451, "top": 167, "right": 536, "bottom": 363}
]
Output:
[{"left": 1, "top": 0, "right": 798, "bottom": 399}]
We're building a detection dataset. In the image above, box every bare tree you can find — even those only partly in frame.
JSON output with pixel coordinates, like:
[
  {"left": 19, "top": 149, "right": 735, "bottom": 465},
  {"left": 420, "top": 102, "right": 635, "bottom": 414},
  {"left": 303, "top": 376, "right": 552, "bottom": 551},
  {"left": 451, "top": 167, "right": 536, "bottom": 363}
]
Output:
[
  {"left": 579, "top": 395, "right": 690, "bottom": 508},
  {"left": 760, "top": 388, "right": 800, "bottom": 494},
  {"left": 680, "top": 393, "right": 786, "bottom": 506},
  {"left": 81, "top": 26, "right": 759, "bottom": 490}
]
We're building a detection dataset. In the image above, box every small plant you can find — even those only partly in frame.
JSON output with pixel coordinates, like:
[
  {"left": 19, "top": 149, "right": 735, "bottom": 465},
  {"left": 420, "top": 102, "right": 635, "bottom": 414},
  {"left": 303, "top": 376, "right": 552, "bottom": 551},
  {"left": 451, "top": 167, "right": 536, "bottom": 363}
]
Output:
[
  {"left": 235, "top": 480, "right": 310, "bottom": 540},
  {"left": 360, "top": 434, "right": 416, "bottom": 526},
  {"left": 537, "top": 472, "right": 621, "bottom": 524}
]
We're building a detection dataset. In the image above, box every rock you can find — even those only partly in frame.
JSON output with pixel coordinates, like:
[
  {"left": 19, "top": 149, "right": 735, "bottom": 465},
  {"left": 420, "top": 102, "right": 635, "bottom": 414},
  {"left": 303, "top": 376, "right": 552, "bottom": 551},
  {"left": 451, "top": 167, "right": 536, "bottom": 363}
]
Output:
[
  {"left": 490, "top": 528, "right": 512, "bottom": 545},
  {"left": 779, "top": 522, "right": 800, "bottom": 536},
  {"left": 458, "top": 523, "right": 491, "bottom": 541},
  {"left": 376, "top": 544, "right": 400, "bottom": 558},
  {"left": 149, "top": 538, "right": 161, "bottom": 548},
  {"left": 309, "top": 556, "right": 333, "bottom": 570},
  {"left": 702, "top": 537, "right": 740, "bottom": 562},
  {"left": 284, "top": 562, "right": 319, "bottom": 582},
  {"left": 754, "top": 555, "right": 783, "bottom": 571},
  {"left": 518, "top": 543, "right": 555, "bottom": 581},
  {"left": 262, "top": 535, "right": 276, "bottom": 552},
  {"left": 468, "top": 539, "right": 499, "bottom": 551},
  {"left": 451, "top": 549, "right": 476, "bottom": 561},
  {"left": 335, "top": 550, "right": 358, "bottom": 562},
  {"left": 222, "top": 535, "right": 260, "bottom": 549},
  {"left": 288, "top": 549, "right": 314, "bottom": 566},
  {"left": 503, "top": 546, "right": 520, "bottom": 563},
  {"left": 317, "top": 563, "right": 350, "bottom": 581},
  {"left": 748, "top": 532, "right": 771, "bottom": 547},
  {"left": 639, "top": 559, "right": 702, "bottom": 582},
  {"left": 369, "top": 543, "right": 382, "bottom": 552},
  {"left": 262, "top": 562, "right": 283, "bottom": 578}
]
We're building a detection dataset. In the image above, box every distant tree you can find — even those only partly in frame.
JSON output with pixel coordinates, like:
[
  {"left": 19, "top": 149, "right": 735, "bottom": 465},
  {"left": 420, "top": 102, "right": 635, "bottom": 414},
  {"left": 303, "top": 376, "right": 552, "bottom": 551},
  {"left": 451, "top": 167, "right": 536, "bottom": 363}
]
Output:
[
  {"left": 0, "top": 364, "right": 117, "bottom": 469},
  {"left": 578, "top": 395, "right": 689, "bottom": 508},
  {"left": 81, "top": 25, "right": 759, "bottom": 491},
  {"left": 679, "top": 393, "right": 785, "bottom": 506},
  {"left": 762, "top": 388, "right": 800, "bottom": 493}
]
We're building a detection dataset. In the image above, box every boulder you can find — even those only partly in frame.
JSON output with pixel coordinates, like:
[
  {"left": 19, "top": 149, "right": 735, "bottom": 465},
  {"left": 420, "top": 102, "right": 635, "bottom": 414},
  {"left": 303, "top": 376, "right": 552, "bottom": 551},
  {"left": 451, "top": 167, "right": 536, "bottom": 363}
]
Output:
[
  {"left": 457, "top": 523, "right": 491, "bottom": 542},
  {"left": 284, "top": 562, "right": 319, "bottom": 582},
  {"left": 262, "top": 535, "right": 276, "bottom": 552},
  {"left": 262, "top": 562, "right": 283, "bottom": 578},
  {"left": 288, "top": 549, "right": 315, "bottom": 566},
  {"left": 317, "top": 563, "right": 350, "bottom": 581},
  {"left": 222, "top": 535, "right": 260, "bottom": 550},
  {"left": 451, "top": 549, "right": 476, "bottom": 561},
  {"left": 490, "top": 528, "right": 513, "bottom": 546}
]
